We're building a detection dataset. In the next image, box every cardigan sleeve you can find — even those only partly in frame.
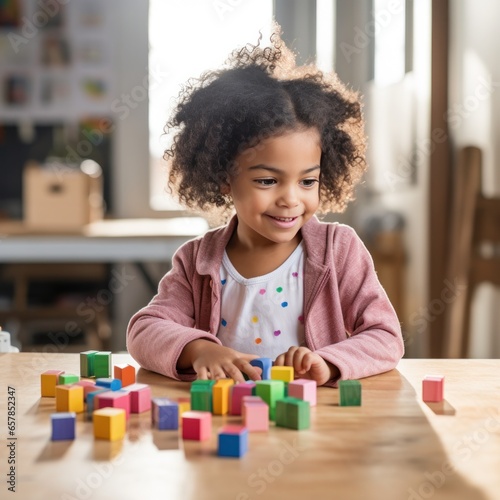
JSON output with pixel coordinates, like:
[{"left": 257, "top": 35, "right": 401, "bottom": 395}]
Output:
[
  {"left": 126, "top": 240, "right": 221, "bottom": 381},
  {"left": 314, "top": 225, "right": 404, "bottom": 383}
]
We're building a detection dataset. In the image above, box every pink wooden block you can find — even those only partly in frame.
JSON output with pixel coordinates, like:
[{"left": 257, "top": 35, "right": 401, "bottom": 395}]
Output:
[
  {"left": 241, "top": 395, "right": 263, "bottom": 405},
  {"left": 97, "top": 390, "right": 131, "bottom": 419},
  {"left": 182, "top": 411, "right": 212, "bottom": 441},
  {"left": 125, "top": 383, "right": 152, "bottom": 413},
  {"left": 422, "top": 375, "right": 444, "bottom": 402},
  {"left": 288, "top": 379, "right": 317, "bottom": 406},
  {"left": 230, "top": 383, "right": 256, "bottom": 415},
  {"left": 242, "top": 401, "right": 269, "bottom": 432}
]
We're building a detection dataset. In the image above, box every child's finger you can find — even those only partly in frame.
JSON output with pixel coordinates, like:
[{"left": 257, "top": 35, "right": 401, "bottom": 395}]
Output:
[
  {"left": 196, "top": 366, "right": 209, "bottom": 380},
  {"left": 237, "top": 360, "right": 262, "bottom": 381},
  {"left": 274, "top": 353, "right": 285, "bottom": 366},
  {"left": 223, "top": 363, "right": 246, "bottom": 384},
  {"left": 284, "top": 346, "right": 300, "bottom": 366}
]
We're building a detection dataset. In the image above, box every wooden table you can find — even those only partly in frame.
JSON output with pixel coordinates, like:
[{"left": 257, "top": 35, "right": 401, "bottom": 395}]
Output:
[{"left": 0, "top": 354, "right": 498, "bottom": 500}]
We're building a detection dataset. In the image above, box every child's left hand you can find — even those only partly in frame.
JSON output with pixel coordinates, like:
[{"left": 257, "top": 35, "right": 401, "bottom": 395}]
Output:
[{"left": 274, "top": 346, "right": 340, "bottom": 386}]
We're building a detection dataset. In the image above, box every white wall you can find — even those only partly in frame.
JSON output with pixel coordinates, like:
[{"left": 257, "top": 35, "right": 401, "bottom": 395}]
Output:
[{"left": 450, "top": 0, "right": 500, "bottom": 357}]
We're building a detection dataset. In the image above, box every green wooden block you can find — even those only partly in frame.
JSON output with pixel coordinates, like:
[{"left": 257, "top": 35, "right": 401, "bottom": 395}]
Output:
[
  {"left": 287, "top": 399, "right": 310, "bottom": 430},
  {"left": 94, "top": 351, "right": 112, "bottom": 378},
  {"left": 339, "top": 380, "right": 362, "bottom": 406},
  {"left": 191, "top": 380, "right": 216, "bottom": 389},
  {"left": 80, "top": 350, "right": 98, "bottom": 377},
  {"left": 275, "top": 397, "right": 310, "bottom": 430},
  {"left": 190, "top": 385, "right": 213, "bottom": 412},
  {"left": 59, "top": 373, "right": 80, "bottom": 385},
  {"left": 255, "top": 380, "right": 285, "bottom": 420}
]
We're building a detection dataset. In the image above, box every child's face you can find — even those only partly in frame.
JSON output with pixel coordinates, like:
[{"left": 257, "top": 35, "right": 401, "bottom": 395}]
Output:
[{"left": 226, "top": 127, "right": 321, "bottom": 248}]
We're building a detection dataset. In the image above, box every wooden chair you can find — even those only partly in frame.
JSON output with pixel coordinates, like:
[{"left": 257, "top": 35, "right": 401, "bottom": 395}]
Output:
[{"left": 443, "top": 146, "right": 500, "bottom": 357}]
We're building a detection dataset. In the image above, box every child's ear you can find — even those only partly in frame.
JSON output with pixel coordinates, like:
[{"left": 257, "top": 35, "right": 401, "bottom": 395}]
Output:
[{"left": 220, "top": 183, "right": 231, "bottom": 195}]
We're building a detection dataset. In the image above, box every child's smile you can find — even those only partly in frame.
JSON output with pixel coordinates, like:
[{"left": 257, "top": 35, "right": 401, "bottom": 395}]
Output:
[{"left": 225, "top": 127, "right": 322, "bottom": 250}]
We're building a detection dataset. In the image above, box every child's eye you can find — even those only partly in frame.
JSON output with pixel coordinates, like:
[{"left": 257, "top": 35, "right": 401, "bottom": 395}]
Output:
[
  {"left": 300, "top": 178, "right": 319, "bottom": 187},
  {"left": 255, "top": 178, "right": 276, "bottom": 186}
]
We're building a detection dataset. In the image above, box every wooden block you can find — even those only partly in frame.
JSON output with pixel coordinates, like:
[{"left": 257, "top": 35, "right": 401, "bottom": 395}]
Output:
[
  {"left": 73, "top": 380, "right": 97, "bottom": 401},
  {"left": 114, "top": 364, "right": 136, "bottom": 387},
  {"left": 95, "top": 378, "right": 122, "bottom": 391},
  {"left": 86, "top": 389, "right": 109, "bottom": 416},
  {"left": 40, "top": 370, "right": 64, "bottom": 397},
  {"left": 288, "top": 379, "right": 317, "bottom": 406},
  {"left": 250, "top": 357, "right": 272, "bottom": 380},
  {"left": 125, "top": 383, "right": 152, "bottom": 413},
  {"left": 182, "top": 411, "right": 212, "bottom": 441},
  {"left": 80, "top": 350, "right": 98, "bottom": 377},
  {"left": 152, "top": 398, "right": 179, "bottom": 430},
  {"left": 212, "top": 379, "right": 234, "bottom": 415},
  {"left": 55, "top": 385, "right": 84, "bottom": 413},
  {"left": 255, "top": 380, "right": 285, "bottom": 420},
  {"left": 94, "top": 351, "right": 112, "bottom": 378},
  {"left": 339, "top": 380, "right": 362, "bottom": 406},
  {"left": 271, "top": 366, "right": 294, "bottom": 383},
  {"left": 97, "top": 390, "right": 131, "bottom": 419},
  {"left": 177, "top": 397, "right": 191, "bottom": 424},
  {"left": 230, "top": 382, "right": 256, "bottom": 415},
  {"left": 275, "top": 397, "right": 310, "bottom": 430},
  {"left": 242, "top": 400, "right": 269, "bottom": 432},
  {"left": 51, "top": 412, "right": 76, "bottom": 441},
  {"left": 422, "top": 375, "right": 444, "bottom": 402},
  {"left": 93, "top": 408, "right": 126, "bottom": 441},
  {"left": 218, "top": 425, "right": 248, "bottom": 458},
  {"left": 191, "top": 384, "right": 213, "bottom": 412},
  {"left": 58, "top": 373, "right": 80, "bottom": 385}
]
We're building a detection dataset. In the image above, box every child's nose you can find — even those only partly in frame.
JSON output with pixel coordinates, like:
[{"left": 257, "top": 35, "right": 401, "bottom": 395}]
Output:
[{"left": 277, "top": 185, "right": 300, "bottom": 207}]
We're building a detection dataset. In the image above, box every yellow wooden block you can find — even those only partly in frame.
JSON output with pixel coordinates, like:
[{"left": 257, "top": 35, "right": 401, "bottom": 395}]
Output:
[
  {"left": 177, "top": 397, "right": 191, "bottom": 424},
  {"left": 55, "top": 385, "right": 84, "bottom": 413},
  {"left": 93, "top": 408, "right": 126, "bottom": 441},
  {"left": 271, "top": 366, "right": 294, "bottom": 383},
  {"left": 41, "top": 370, "right": 65, "bottom": 397},
  {"left": 212, "top": 379, "right": 234, "bottom": 415}
]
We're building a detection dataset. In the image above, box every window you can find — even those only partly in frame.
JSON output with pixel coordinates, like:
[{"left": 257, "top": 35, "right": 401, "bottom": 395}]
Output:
[{"left": 148, "top": 0, "right": 273, "bottom": 211}]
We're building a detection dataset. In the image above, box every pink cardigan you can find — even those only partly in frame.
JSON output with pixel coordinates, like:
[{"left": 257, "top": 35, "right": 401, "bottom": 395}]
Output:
[{"left": 127, "top": 216, "right": 404, "bottom": 384}]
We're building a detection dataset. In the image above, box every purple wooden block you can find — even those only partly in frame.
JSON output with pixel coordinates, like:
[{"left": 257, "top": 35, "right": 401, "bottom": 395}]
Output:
[
  {"left": 152, "top": 398, "right": 179, "bottom": 430},
  {"left": 51, "top": 412, "right": 76, "bottom": 440}
]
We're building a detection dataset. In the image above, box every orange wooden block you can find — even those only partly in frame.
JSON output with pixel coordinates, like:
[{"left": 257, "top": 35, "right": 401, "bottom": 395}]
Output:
[
  {"left": 41, "top": 370, "right": 64, "bottom": 397},
  {"left": 114, "top": 364, "right": 136, "bottom": 387}
]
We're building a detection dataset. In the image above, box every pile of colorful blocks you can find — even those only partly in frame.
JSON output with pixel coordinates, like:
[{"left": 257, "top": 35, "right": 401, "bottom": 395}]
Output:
[{"left": 43, "top": 352, "right": 445, "bottom": 459}]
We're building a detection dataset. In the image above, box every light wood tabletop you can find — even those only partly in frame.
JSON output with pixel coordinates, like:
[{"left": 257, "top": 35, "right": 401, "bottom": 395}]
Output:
[{"left": 0, "top": 354, "right": 499, "bottom": 500}]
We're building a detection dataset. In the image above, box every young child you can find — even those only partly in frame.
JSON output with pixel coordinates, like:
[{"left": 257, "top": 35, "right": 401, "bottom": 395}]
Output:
[{"left": 127, "top": 29, "right": 404, "bottom": 386}]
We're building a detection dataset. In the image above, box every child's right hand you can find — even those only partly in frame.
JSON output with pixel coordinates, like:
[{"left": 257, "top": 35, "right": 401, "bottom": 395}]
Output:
[{"left": 178, "top": 339, "right": 262, "bottom": 383}]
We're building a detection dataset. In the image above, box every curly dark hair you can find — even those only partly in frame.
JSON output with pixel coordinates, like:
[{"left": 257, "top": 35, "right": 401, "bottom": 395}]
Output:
[{"left": 164, "top": 26, "right": 366, "bottom": 220}]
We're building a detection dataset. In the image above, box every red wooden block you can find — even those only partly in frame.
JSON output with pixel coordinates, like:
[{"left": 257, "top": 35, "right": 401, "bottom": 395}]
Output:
[
  {"left": 422, "top": 375, "right": 444, "bottom": 402},
  {"left": 114, "top": 364, "right": 136, "bottom": 387},
  {"left": 73, "top": 380, "right": 97, "bottom": 401},
  {"left": 230, "top": 382, "right": 256, "bottom": 415},
  {"left": 97, "top": 390, "right": 131, "bottom": 419},
  {"left": 182, "top": 411, "right": 212, "bottom": 441},
  {"left": 125, "top": 383, "right": 152, "bottom": 413}
]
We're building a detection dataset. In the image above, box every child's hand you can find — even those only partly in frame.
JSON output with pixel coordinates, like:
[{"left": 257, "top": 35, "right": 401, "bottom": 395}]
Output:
[
  {"left": 274, "top": 346, "right": 340, "bottom": 386},
  {"left": 178, "top": 339, "right": 261, "bottom": 383}
]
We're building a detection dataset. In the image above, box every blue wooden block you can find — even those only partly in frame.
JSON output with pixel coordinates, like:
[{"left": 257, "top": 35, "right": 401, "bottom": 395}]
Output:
[
  {"left": 250, "top": 358, "right": 272, "bottom": 380},
  {"left": 218, "top": 425, "right": 248, "bottom": 458},
  {"left": 95, "top": 378, "right": 122, "bottom": 391},
  {"left": 152, "top": 398, "right": 179, "bottom": 430},
  {"left": 86, "top": 389, "right": 109, "bottom": 416},
  {"left": 51, "top": 412, "right": 76, "bottom": 440}
]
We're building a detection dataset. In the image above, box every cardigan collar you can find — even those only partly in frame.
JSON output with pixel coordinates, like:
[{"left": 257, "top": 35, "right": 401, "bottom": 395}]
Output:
[{"left": 195, "top": 214, "right": 328, "bottom": 277}]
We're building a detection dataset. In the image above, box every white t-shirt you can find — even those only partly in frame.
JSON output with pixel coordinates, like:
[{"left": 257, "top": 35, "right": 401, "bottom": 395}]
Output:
[{"left": 216, "top": 241, "right": 306, "bottom": 359}]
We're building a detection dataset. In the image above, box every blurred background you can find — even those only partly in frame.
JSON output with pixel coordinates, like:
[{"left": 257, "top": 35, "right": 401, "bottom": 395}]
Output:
[{"left": 0, "top": 0, "right": 499, "bottom": 360}]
